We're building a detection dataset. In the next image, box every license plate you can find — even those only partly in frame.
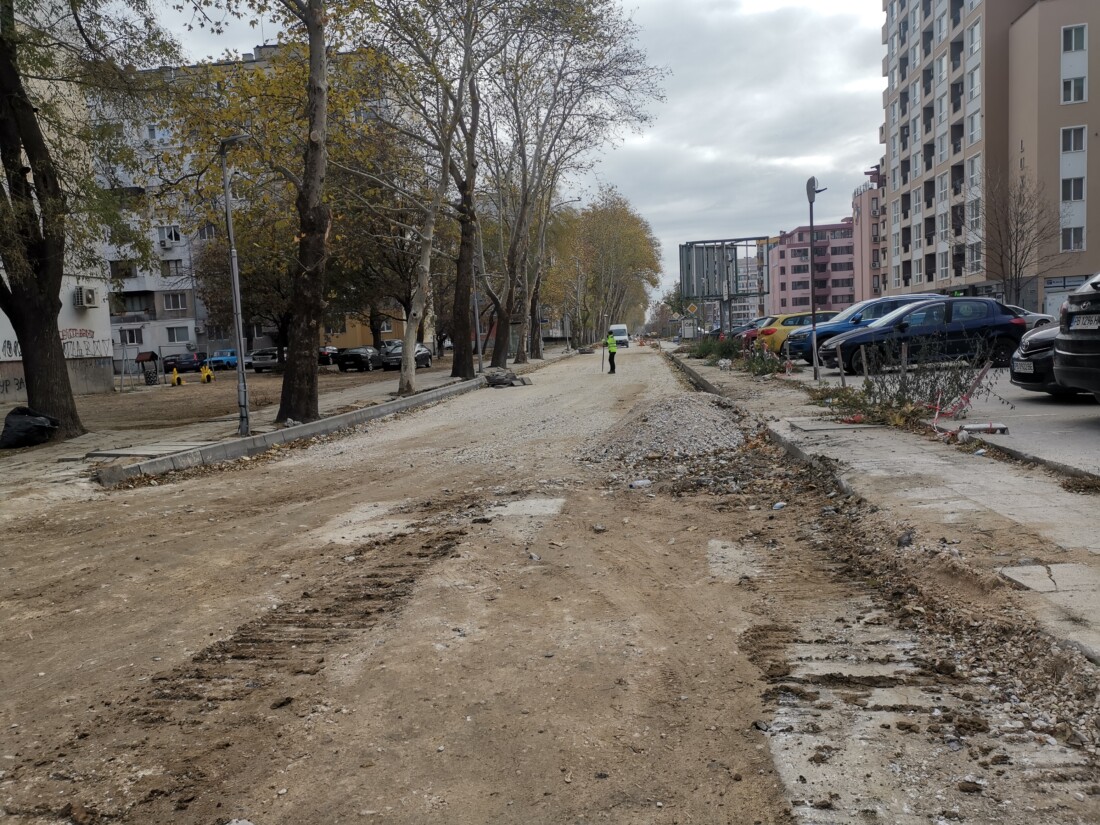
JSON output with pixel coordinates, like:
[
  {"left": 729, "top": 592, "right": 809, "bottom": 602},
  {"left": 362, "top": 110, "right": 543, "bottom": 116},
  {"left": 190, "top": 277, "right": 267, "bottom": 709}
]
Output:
[
  {"left": 1071, "top": 313, "right": 1100, "bottom": 329},
  {"left": 1012, "top": 359, "right": 1034, "bottom": 373}
]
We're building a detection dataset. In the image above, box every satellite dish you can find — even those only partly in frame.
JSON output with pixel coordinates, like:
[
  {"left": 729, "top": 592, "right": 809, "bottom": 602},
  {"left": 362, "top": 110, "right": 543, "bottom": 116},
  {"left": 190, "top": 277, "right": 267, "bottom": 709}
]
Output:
[
  {"left": 186, "top": 342, "right": 197, "bottom": 352},
  {"left": 806, "top": 176, "right": 819, "bottom": 203}
]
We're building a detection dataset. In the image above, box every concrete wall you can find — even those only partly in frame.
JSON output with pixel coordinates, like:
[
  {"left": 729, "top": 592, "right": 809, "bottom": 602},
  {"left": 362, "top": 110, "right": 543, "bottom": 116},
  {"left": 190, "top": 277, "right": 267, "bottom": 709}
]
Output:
[{"left": 0, "top": 357, "right": 114, "bottom": 404}]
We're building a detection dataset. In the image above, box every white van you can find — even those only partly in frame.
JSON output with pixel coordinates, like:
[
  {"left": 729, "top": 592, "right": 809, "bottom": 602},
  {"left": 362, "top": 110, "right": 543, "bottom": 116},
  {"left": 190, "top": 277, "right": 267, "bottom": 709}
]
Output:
[{"left": 609, "top": 324, "right": 630, "bottom": 348}]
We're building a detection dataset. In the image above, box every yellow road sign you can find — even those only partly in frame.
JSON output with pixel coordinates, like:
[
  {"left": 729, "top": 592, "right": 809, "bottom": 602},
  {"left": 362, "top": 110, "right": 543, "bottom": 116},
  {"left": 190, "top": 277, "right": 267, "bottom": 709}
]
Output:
[{"left": 687, "top": 303, "right": 698, "bottom": 315}]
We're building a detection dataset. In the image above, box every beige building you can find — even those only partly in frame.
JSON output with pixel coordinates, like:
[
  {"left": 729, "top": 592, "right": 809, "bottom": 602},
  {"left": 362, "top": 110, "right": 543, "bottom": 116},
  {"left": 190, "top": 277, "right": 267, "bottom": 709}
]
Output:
[
  {"left": 851, "top": 164, "right": 889, "bottom": 302},
  {"left": 880, "top": 0, "right": 1099, "bottom": 309},
  {"left": 1009, "top": 0, "right": 1100, "bottom": 314}
]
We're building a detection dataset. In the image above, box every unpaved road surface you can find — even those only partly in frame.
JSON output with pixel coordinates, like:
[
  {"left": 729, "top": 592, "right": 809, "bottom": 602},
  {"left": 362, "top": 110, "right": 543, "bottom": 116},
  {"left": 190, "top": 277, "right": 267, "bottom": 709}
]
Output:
[{"left": 1, "top": 347, "right": 1097, "bottom": 824}]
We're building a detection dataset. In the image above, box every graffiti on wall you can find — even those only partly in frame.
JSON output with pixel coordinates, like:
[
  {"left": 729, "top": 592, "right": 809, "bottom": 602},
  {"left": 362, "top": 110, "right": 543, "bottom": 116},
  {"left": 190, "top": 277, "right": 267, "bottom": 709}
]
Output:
[
  {"left": 0, "top": 375, "right": 26, "bottom": 395},
  {"left": 2, "top": 329, "right": 112, "bottom": 361}
]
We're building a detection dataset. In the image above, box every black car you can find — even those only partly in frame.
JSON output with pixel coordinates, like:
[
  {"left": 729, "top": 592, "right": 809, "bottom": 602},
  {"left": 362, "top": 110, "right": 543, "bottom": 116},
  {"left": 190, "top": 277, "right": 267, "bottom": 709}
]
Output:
[
  {"left": 163, "top": 351, "right": 207, "bottom": 373},
  {"left": 1011, "top": 324, "right": 1082, "bottom": 397},
  {"left": 818, "top": 297, "right": 1026, "bottom": 374},
  {"left": 337, "top": 346, "right": 382, "bottom": 372},
  {"left": 1053, "top": 272, "right": 1100, "bottom": 401},
  {"left": 380, "top": 342, "right": 432, "bottom": 370},
  {"left": 318, "top": 346, "right": 339, "bottom": 365}
]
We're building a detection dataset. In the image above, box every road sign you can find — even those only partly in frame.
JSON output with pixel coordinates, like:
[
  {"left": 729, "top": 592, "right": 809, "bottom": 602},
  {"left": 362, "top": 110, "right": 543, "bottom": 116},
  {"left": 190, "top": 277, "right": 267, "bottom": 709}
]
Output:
[{"left": 686, "top": 303, "right": 698, "bottom": 315}]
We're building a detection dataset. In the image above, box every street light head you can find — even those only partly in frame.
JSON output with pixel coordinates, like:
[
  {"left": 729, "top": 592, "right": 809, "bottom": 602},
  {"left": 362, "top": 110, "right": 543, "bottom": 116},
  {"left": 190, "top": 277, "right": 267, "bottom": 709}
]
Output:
[{"left": 219, "top": 133, "right": 251, "bottom": 152}]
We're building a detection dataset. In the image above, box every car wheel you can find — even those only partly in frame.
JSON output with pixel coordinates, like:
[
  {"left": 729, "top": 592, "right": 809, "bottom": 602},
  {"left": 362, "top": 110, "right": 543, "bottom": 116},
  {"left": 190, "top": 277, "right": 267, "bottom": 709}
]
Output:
[
  {"left": 1034, "top": 319, "right": 1051, "bottom": 328},
  {"left": 425, "top": 357, "right": 431, "bottom": 368},
  {"left": 338, "top": 365, "right": 348, "bottom": 372},
  {"left": 988, "top": 338, "right": 1014, "bottom": 368},
  {"left": 366, "top": 360, "right": 374, "bottom": 372}
]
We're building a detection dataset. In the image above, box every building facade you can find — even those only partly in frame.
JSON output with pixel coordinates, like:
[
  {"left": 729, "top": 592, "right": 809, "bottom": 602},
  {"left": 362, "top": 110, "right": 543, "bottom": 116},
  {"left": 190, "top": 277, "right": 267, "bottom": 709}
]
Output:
[
  {"left": 851, "top": 164, "right": 889, "bottom": 302},
  {"left": 766, "top": 220, "right": 858, "bottom": 316},
  {"left": 882, "top": 0, "right": 1099, "bottom": 309}
]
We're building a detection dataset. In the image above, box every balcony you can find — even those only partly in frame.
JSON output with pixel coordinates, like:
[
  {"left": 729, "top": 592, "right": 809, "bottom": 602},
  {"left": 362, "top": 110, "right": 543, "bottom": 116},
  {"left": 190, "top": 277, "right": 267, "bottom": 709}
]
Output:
[{"left": 112, "top": 309, "right": 157, "bottom": 323}]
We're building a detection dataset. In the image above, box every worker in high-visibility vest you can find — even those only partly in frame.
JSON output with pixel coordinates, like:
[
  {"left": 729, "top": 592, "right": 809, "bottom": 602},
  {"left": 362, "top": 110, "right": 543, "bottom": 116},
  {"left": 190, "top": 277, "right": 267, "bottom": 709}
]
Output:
[{"left": 605, "top": 330, "right": 617, "bottom": 374}]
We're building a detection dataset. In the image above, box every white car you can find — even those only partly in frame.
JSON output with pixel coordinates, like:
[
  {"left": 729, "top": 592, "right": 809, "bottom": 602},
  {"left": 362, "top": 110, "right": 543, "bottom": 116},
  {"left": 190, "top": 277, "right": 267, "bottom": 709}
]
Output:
[{"left": 1005, "top": 305, "right": 1054, "bottom": 330}]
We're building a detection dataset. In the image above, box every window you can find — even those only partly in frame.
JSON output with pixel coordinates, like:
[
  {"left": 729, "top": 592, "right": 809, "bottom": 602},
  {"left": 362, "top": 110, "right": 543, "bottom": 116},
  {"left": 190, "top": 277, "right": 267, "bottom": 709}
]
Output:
[
  {"left": 1063, "top": 77, "right": 1086, "bottom": 104},
  {"left": 914, "top": 259, "right": 923, "bottom": 281},
  {"left": 967, "top": 113, "right": 981, "bottom": 144},
  {"left": 790, "top": 280, "right": 810, "bottom": 290},
  {"left": 892, "top": 231, "right": 901, "bottom": 257},
  {"left": 167, "top": 326, "right": 189, "bottom": 343},
  {"left": 1062, "top": 126, "right": 1085, "bottom": 152},
  {"left": 937, "top": 173, "right": 949, "bottom": 203},
  {"left": 145, "top": 124, "right": 156, "bottom": 140},
  {"left": 160, "top": 259, "right": 183, "bottom": 280},
  {"left": 939, "top": 251, "right": 950, "bottom": 280},
  {"left": 1063, "top": 25, "right": 1086, "bottom": 53},
  {"left": 830, "top": 263, "right": 854, "bottom": 273},
  {"left": 967, "top": 242, "right": 982, "bottom": 273},
  {"left": 966, "top": 20, "right": 981, "bottom": 55},
  {"left": 967, "top": 154, "right": 982, "bottom": 188},
  {"left": 197, "top": 223, "right": 217, "bottom": 240},
  {"left": 779, "top": 278, "right": 787, "bottom": 288},
  {"left": 791, "top": 296, "right": 810, "bottom": 307},
  {"left": 791, "top": 265, "right": 809, "bottom": 275},
  {"left": 379, "top": 319, "right": 393, "bottom": 333},
  {"left": 892, "top": 201, "right": 901, "bottom": 226},
  {"left": 1062, "top": 226, "right": 1085, "bottom": 251},
  {"left": 936, "top": 55, "right": 947, "bottom": 83},
  {"left": 163, "top": 292, "right": 187, "bottom": 311},
  {"left": 936, "top": 93, "right": 947, "bottom": 124},
  {"left": 937, "top": 134, "right": 947, "bottom": 163},
  {"left": 830, "top": 246, "right": 853, "bottom": 255},
  {"left": 1062, "top": 177, "right": 1085, "bottom": 201},
  {"left": 831, "top": 294, "right": 855, "bottom": 306},
  {"left": 892, "top": 264, "right": 901, "bottom": 288},
  {"left": 967, "top": 68, "right": 981, "bottom": 100},
  {"left": 831, "top": 278, "right": 854, "bottom": 288},
  {"left": 120, "top": 328, "right": 143, "bottom": 345},
  {"left": 325, "top": 318, "right": 347, "bottom": 335},
  {"left": 157, "top": 225, "right": 181, "bottom": 243},
  {"left": 938, "top": 212, "right": 950, "bottom": 241},
  {"left": 968, "top": 198, "right": 981, "bottom": 231}
]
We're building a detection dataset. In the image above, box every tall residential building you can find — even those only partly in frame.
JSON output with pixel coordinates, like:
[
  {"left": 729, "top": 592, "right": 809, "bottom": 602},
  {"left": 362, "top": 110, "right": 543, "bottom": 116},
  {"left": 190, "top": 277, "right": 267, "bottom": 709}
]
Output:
[
  {"left": 1008, "top": 0, "right": 1100, "bottom": 314},
  {"left": 766, "top": 220, "right": 857, "bottom": 316},
  {"left": 851, "top": 164, "right": 889, "bottom": 301},
  {"left": 882, "top": 0, "right": 1099, "bottom": 310}
]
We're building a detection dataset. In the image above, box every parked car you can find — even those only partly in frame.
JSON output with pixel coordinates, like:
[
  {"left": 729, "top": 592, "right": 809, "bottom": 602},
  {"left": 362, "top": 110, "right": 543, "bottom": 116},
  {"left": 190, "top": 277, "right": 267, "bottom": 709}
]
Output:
[
  {"left": 163, "top": 351, "right": 207, "bottom": 372},
  {"left": 818, "top": 297, "right": 1026, "bottom": 374},
  {"left": 731, "top": 316, "right": 777, "bottom": 350},
  {"left": 1053, "top": 272, "right": 1100, "bottom": 401},
  {"left": 251, "top": 347, "right": 283, "bottom": 372},
  {"left": 784, "top": 294, "right": 941, "bottom": 363},
  {"left": 337, "top": 346, "right": 382, "bottom": 372},
  {"left": 1010, "top": 324, "right": 1082, "bottom": 397},
  {"left": 380, "top": 342, "right": 432, "bottom": 370},
  {"left": 318, "top": 345, "right": 339, "bottom": 365},
  {"left": 206, "top": 349, "right": 240, "bottom": 370},
  {"left": 755, "top": 311, "right": 839, "bottom": 354},
  {"left": 1005, "top": 305, "right": 1055, "bottom": 330}
]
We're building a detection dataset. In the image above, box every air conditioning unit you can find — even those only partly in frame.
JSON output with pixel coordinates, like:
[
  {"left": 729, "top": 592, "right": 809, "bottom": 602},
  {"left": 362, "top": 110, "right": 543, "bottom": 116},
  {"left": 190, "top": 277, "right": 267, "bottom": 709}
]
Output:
[
  {"left": 73, "top": 286, "right": 99, "bottom": 308},
  {"left": 194, "top": 325, "right": 205, "bottom": 336},
  {"left": 159, "top": 239, "right": 170, "bottom": 248},
  {"left": 871, "top": 208, "right": 880, "bottom": 216}
]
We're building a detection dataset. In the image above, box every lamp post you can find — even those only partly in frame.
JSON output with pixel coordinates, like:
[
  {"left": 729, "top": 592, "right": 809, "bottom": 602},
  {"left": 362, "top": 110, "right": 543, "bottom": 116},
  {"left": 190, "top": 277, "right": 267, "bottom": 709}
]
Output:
[
  {"left": 219, "top": 134, "right": 251, "bottom": 436},
  {"left": 806, "top": 176, "right": 828, "bottom": 381}
]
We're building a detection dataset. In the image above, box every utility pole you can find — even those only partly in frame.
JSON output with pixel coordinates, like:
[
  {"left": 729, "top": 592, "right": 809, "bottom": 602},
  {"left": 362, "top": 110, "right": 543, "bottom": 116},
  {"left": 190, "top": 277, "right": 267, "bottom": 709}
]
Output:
[{"left": 807, "top": 176, "right": 827, "bottom": 382}]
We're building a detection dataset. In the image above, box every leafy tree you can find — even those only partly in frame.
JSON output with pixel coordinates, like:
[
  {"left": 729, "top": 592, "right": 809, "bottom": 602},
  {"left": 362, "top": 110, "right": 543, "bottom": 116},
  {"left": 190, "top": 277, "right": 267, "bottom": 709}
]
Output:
[{"left": 0, "top": 0, "right": 180, "bottom": 438}]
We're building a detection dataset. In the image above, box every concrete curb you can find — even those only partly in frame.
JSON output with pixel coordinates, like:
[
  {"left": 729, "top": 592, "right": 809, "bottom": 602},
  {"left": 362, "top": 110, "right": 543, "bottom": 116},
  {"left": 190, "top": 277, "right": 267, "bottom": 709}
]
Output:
[
  {"left": 96, "top": 376, "right": 486, "bottom": 487},
  {"left": 663, "top": 351, "right": 723, "bottom": 395}
]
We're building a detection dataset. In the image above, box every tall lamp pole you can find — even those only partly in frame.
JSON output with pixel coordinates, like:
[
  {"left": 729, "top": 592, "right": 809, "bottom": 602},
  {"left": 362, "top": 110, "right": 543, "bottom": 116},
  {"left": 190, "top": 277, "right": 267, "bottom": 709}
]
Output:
[
  {"left": 806, "top": 176, "right": 827, "bottom": 381},
  {"left": 220, "top": 135, "right": 251, "bottom": 436}
]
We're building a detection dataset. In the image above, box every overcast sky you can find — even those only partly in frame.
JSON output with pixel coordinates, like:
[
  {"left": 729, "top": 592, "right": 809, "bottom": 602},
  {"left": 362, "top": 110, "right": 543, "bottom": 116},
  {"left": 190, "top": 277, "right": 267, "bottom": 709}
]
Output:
[{"left": 168, "top": 0, "right": 887, "bottom": 294}]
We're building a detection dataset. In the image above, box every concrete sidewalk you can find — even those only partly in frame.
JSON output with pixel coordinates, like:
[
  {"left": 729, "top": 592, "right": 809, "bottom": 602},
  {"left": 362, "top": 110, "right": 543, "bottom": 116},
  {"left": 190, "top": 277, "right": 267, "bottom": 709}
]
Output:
[{"left": 669, "top": 350, "right": 1100, "bottom": 664}]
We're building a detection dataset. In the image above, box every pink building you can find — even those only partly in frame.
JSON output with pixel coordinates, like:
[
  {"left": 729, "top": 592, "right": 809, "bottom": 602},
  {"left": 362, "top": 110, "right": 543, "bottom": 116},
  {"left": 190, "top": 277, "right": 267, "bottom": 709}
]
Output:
[{"left": 766, "top": 220, "right": 858, "bottom": 315}]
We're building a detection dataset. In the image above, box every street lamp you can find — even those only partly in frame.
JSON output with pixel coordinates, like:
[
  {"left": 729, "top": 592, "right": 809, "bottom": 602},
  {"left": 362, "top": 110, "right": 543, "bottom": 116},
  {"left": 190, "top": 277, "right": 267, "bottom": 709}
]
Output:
[
  {"left": 806, "top": 176, "right": 827, "bottom": 381},
  {"left": 219, "top": 134, "right": 251, "bottom": 436}
]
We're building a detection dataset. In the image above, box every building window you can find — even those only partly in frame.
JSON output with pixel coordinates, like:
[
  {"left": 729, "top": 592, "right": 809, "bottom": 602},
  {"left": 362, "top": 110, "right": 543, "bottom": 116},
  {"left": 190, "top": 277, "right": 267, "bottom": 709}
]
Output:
[
  {"left": 1062, "top": 177, "right": 1085, "bottom": 202},
  {"left": 967, "top": 154, "right": 982, "bottom": 188},
  {"left": 968, "top": 198, "right": 981, "bottom": 231},
  {"left": 830, "top": 264, "right": 854, "bottom": 273},
  {"left": 830, "top": 278, "right": 854, "bottom": 288},
  {"left": 1063, "top": 25, "right": 1086, "bottom": 53},
  {"left": 914, "top": 259, "right": 923, "bottom": 280},
  {"left": 1062, "top": 126, "right": 1085, "bottom": 152},
  {"left": 197, "top": 223, "right": 217, "bottom": 240},
  {"left": 379, "top": 319, "right": 393, "bottom": 333},
  {"left": 892, "top": 201, "right": 901, "bottom": 226},
  {"left": 167, "top": 326, "right": 190, "bottom": 343},
  {"left": 967, "top": 242, "right": 982, "bottom": 273},
  {"left": 120, "top": 328, "right": 143, "bottom": 345},
  {"left": 160, "top": 259, "right": 183, "bottom": 280},
  {"left": 830, "top": 246, "right": 853, "bottom": 255},
  {"left": 967, "top": 68, "right": 981, "bottom": 100},
  {"left": 892, "top": 264, "right": 901, "bottom": 288},
  {"left": 1062, "top": 226, "right": 1085, "bottom": 251},
  {"left": 145, "top": 124, "right": 156, "bottom": 140},
  {"left": 938, "top": 251, "right": 950, "bottom": 280},
  {"left": 790, "top": 280, "right": 809, "bottom": 290},
  {"left": 157, "top": 225, "right": 181, "bottom": 244},
  {"left": 892, "top": 232, "right": 901, "bottom": 257},
  {"left": 791, "top": 296, "right": 810, "bottom": 307},
  {"left": 325, "top": 318, "right": 347, "bottom": 335},
  {"left": 163, "top": 292, "right": 187, "bottom": 311},
  {"left": 1063, "top": 77, "right": 1086, "bottom": 104},
  {"left": 791, "top": 265, "right": 809, "bottom": 275},
  {"left": 936, "top": 93, "right": 947, "bottom": 125},
  {"left": 967, "top": 113, "right": 981, "bottom": 144},
  {"left": 966, "top": 20, "right": 981, "bottom": 55},
  {"left": 937, "top": 173, "right": 949, "bottom": 203}
]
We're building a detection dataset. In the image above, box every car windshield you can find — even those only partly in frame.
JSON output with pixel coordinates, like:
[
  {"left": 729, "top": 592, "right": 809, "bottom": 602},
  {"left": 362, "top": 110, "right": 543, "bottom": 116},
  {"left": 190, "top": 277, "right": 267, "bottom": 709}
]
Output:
[
  {"left": 213, "top": 350, "right": 234, "bottom": 357},
  {"left": 826, "top": 300, "right": 874, "bottom": 324},
  {"left": 868, "top": 301, "right": 933, "bottom": 328}
]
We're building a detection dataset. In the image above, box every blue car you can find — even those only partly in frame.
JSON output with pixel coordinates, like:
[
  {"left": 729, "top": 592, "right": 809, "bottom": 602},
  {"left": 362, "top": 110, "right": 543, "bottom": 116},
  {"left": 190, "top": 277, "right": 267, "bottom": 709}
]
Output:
[
  {"left": 784, "top": 294, "right": 941, "bottom": 363},
  {"left": 205, "top": 348, "right": 240, "bottom": 370},
  {"left": 818, "top": 297, "right": 1027, "bottom": 374}
]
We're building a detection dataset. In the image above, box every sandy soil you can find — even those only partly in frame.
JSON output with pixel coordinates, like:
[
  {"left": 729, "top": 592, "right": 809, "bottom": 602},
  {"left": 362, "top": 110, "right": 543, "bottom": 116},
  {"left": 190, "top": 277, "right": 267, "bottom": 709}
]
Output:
[{"left": 0, "top": 346, "right": 1096, "bottom": 824}]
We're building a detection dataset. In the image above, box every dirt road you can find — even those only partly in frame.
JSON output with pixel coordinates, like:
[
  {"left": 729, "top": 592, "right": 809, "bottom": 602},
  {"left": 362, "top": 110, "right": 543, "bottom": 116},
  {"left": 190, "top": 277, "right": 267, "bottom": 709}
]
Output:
[{"left": 1, "top": 346, "right": 1097, "bottom": 824}]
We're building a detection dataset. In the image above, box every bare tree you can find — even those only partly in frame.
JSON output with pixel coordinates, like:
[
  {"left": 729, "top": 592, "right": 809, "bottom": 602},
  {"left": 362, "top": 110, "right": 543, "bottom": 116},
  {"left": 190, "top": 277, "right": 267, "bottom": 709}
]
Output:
[{"left": 975, "top": 171, "right": 1065, "bottom": 306}]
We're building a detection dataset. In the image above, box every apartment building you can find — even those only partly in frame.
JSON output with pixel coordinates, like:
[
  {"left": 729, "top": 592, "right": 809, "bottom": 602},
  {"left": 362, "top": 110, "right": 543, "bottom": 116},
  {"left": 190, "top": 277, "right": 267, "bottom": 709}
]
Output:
[
  {"left": 766, "top": 220, "right": 858, "bottom": 316},
  {"left": 1008, "top": 0, "right": 1100, "bottom": 314},
  {"left": 882, "top": 0, "right": 1099, "bottom": 310},
  {"left": 851, "top": 164, "right": 889, "bottom": 302}
]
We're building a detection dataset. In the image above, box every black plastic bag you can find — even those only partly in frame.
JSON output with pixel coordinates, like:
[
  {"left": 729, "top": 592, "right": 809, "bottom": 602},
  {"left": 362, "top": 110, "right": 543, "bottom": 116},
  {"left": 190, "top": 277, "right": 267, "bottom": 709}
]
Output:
[{"left": 0, "top": 406, "right": 61, "bottom": 449}]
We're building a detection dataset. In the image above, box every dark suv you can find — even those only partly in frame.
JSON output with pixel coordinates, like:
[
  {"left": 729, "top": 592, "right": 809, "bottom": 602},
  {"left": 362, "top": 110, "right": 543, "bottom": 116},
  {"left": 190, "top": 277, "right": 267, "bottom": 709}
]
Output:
[
  {"left": 1053, "top": 272, "right": 1100, "bottom": 400},
  {"left": 163, "top": 352, "right": 207, "bottom": 372}
]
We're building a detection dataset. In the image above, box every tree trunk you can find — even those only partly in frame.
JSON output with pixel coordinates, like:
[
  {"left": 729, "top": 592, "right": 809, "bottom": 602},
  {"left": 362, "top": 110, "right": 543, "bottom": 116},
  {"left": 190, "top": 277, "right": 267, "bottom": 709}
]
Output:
[
  {"left": 276, "top": 0, "right": 330, "bottom": 424},
  {"left": 6, "top": 290, "right": 84, "bottom": 438},
  {"left": 529, "top": 271, "right": 544, "bottom": 359},
  {"left": 450, "top": 194, "right": 476, "bottom": 379},
  {"left": 489, "top": 284, "right": 514, "bottom": 369}
]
